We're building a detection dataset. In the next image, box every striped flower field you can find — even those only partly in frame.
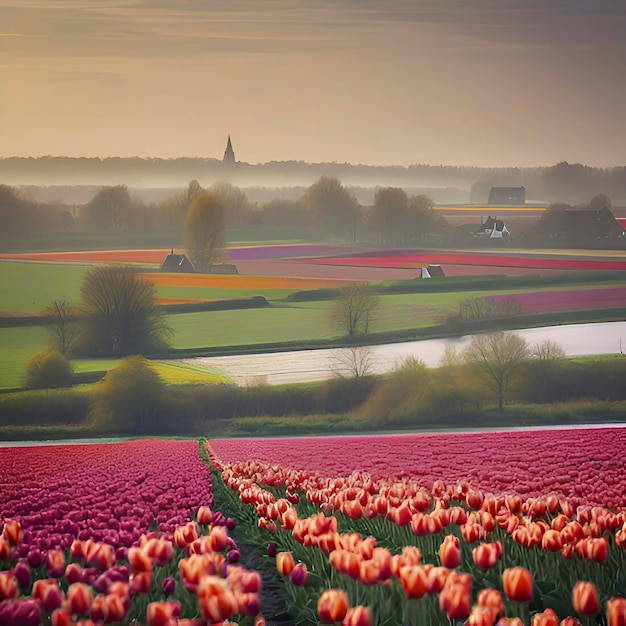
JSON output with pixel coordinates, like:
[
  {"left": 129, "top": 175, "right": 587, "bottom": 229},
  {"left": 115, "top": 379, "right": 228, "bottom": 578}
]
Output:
[{"left": 1, "top": 429, "right": 625, "bottom": 624}]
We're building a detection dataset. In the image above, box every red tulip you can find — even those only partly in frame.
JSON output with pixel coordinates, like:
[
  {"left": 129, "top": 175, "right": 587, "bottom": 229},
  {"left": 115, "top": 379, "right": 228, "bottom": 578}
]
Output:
[
  {"left": 472, "top": 542, "right": 501, "bottom": 571},
  {"left": 2, "top": 520, "right": 23, "bottom": 547},
  {"left": 477, "top": 588, "right": 504, "bottom": 619},
  {"left": 197, "top": 576, "right": 238, "bottom": 623},
  {"left": 128, "top": 546, "right": 153, "bottom": 573},
  {"left": 531, "top": 608, "right": 559, "bottom": 626},
  {"left": 146, "top": 601, "right": 181, "bottom": 626},
  {"left": 607, "top": 597, "right": 626, "bottom": 626},
  {"left": 318, "top": 589, "right": 350, "bottom": 623},
  {"left": 67, "top": 582, "right": 93, "bottom": 615},
  {"left": 572, "top": 581, "right": 600, "bottom": 617},
  {"left": 45, "top": 549, "right": 66, "bottom": 578},
  {"left": 439, "top": 534, "right": 461, "bottom": 569},
  {"left": 197, "top": 505, "right": 213, "bottom": 525},
  {"left": 502, "top": 567, "right": 533, "bottom": 604},
  {"left": 560, "top": 618, "right": 581, "bottom": 626},
  {"left": 33, "top": 578, "right": 64, "bottom": 612},
  {"left": 276, "top": 551, "right": 296, "bottom": 576},
  {"left": 209, "top": 526, "right": 229, "bottom": 552},
  {"left": 0, "top": 571, "right": 18, "bottom": 601},
  {"left": 0, "top": 538, "right": 11, "bottom": 560},
  {"left": 398, "top": 565, "right": 428, "bottom": 599},
  {"left": 468, "top": 605, "right": 499, "bottom": 625},
  {"left": 343, "top": 605, "right": 372, "bottom": 626}
]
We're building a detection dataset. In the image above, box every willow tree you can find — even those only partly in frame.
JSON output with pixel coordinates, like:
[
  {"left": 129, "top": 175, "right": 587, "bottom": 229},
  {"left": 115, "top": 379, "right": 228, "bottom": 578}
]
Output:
[
  {"left": 77, "top": 266, "right": 171, "bottom": 356},
  {"left": 184, "top": 192, "right": 225, "bottom": 272}
]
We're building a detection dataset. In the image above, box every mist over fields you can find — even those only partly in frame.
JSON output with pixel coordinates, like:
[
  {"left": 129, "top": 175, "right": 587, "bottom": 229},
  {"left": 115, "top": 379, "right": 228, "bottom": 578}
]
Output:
[{"left": 2, "top": 157, "right": 626, "bottom": 206}]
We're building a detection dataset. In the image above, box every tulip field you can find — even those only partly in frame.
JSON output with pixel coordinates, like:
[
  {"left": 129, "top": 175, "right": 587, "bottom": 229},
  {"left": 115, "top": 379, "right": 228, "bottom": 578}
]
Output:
[{"left": 1, "top": 430, "right": 626, "bottom": 625}]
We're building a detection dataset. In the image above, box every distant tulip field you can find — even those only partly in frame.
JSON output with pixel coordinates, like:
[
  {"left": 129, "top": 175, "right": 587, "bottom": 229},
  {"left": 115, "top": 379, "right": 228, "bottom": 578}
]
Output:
[{"left": 2, "top": 431, "right": 625, "bottom": 624}]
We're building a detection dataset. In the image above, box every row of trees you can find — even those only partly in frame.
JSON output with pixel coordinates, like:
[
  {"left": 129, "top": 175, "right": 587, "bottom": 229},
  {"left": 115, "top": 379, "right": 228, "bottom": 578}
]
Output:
[{"left": 1, "top": 176, "right": 449, "bottom": 245}]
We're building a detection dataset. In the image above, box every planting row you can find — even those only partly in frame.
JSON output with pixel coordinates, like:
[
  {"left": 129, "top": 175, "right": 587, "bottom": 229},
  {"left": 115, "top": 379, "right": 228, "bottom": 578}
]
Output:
[
  {"left": 209, "top": 428, "right": 626, "bottom": 509},
  {"left": 0, "top": 440, "right": 268, "bottom": 624},
  {"left": 205, "top": 431, "right": 626, "bottom": 624}
]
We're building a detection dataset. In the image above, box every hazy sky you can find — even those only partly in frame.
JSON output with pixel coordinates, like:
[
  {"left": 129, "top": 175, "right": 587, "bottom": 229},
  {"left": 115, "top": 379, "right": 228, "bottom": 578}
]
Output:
[{"left": 1, "top": 0, "right": 625, "bottom": 167}]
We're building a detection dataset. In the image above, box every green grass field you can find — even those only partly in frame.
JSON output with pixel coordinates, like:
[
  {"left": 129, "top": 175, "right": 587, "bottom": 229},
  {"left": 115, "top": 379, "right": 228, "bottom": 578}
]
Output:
[
  {"left": 0, "top": 261, "right": 91, "bottom": 313},
  {"left": 1, "top": 258, "right": 625, "bottom": 390}
]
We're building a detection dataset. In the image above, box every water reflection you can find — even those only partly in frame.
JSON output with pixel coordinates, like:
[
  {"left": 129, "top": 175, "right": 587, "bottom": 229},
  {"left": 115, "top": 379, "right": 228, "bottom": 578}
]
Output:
[{"left": 179, "top": 322, "right": 626, "bottom": 386}]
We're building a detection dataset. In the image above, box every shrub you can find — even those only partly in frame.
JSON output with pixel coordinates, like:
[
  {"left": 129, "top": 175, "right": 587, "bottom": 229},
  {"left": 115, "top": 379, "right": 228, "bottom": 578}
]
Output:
[
  {"left": 24, "top": 348, "right": 74, "bottom": 389},
  {"left": 88, "top": 356, "right": 167, "bottom": 434}
]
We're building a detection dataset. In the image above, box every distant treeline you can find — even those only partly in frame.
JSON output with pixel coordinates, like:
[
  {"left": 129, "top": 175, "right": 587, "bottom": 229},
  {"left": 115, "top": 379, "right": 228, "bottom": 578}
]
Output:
[{"left": 2, "top": 157, "right": 626, "bottom": 205}]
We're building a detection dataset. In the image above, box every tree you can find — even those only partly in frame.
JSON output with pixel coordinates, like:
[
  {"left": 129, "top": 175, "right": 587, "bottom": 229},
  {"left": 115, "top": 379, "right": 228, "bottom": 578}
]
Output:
[
  {"left": 79, "top": 185, "right": 134, "bottom": 231},
  {"left": 89, "top": 356, "right": 166, "bottom": 433},
  {"left": 332, "top": 346, "right": 375, "bottom": 378},
  {"left": 301, "top": 175, "right": 361, "bottom": 241},
  {"left": 158, "top": 180, "right": 202, "bottom": 232},
  {"left": 407, "top": 194, "right": 448, "bottom": 237},
  {"left": 208, "top": 181, "right": 251, "bottom": 227},
  {"left": 370, "top": 187, "right": 409, "bottom": 243},
  {"left": 462, "top": 331, "right": 530, "bottom": 409},
  {"left": 330, "top": 283, "right": 380, "bottom": 337},
  {"left": 46, "top": 299, "right": 77, "bottom": 355},
  {"left": 77, "top": 266, "right": 171, "bottom": 356},
  {"left": 24, "top": 348, "right": 73, "bottom": 389},
  {"left": 184, "top": 192, "right": 225, "bottom": 272}
]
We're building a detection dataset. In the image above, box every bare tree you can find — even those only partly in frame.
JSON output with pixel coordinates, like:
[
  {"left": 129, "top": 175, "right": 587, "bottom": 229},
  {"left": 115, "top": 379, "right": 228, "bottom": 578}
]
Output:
[
  {"left": 46, "top": 299, "right": 77, "bottom": 355},
  {"left": 330, "top": 283, "right": 380, "bottom": 337},
  {"left": 531, "top": 339, "right": 566, "bottom": 361},
  {"left": 184, "top": 192, "right": 225, "bottom": 272},
  {"left": 463, "top": 331, "right": 530, "bottom": 409},
  {"left": 332, "top": 346, "right": 374, "bottom": 378}
]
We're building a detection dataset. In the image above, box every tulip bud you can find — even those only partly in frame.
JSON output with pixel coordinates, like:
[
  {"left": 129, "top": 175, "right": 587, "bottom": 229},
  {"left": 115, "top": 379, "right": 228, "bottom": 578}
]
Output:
[
  {"left": 607, "top": 597, "right": 626, "bottom": 626},
  {"left": 67, "top": 582, "right": 93, "bottom": 616},
  {"left": 560, "top": 618, "right": 581, "bottom": 625},
  {"left": 197, "top": 506, "right": 213, "bottom": 525},
  {"left": 318, "top": 589, "right": 349, "bottom": 623},
  {"left": 146, "top": 601, "right": 181, "bottom": 626},
  {"left": 3, "top": 520, "right": 23, "bottom": 547},
  {"left": 531, "top": 608, "right": 559, "bottom": 626},
  {"left": 0, "top": 571, "right": 18, "bottom": 601},
  {"left": 46, "top": 549, "right": 66, "bottom": 578},
  {"left": 439, "top": 534, "right": 460, "bottom": 569},
  {"left": 276, "top": 551, "right": 295, "bottom": 576},
  {"left": 162, "top": 577, "right": 176, "bottom": 596},
  {"left": 13, "top": 561, "right": 31, "bottom": 589},
  {"left": 572, "top": 581, "right": 600, "bottom": 617},
  {"left": 51, "top": 608, "right": 73, "bottom": 626},
  {"left": 33, "top": 578, "right": 64, "bottom": 612},
  {"left": 502, "top": 567, "right": 533, "bottom": 604},
  {"left": 343, "top": 605, "right": 372, "bottom": 626},
  {"left": 267, "top": 542, "right": 277, "bottom": 557},
  {"left": 290, "top": 563, "right": 309, "bottom": 586}
]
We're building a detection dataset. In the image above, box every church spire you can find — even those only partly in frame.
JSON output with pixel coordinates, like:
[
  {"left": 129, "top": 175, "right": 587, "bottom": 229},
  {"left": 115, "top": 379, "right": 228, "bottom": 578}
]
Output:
[{"left": 223, "top": 135, "right": 235, "bottom": 166}]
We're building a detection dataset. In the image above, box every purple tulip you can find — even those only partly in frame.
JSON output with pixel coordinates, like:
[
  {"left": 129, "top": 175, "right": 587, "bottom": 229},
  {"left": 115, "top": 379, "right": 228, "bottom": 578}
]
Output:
[
  {"left": 162, "top": 577, "right": 176, "bottom": 596},
  {"left": 227, "top": 549, "right": 241, "bottom": 564},
  {"left": 27, "top": 548, "right": 44, "bottom": 569},
  {"left": 12, "top": 561, "right": 31, "bottom": 588}
]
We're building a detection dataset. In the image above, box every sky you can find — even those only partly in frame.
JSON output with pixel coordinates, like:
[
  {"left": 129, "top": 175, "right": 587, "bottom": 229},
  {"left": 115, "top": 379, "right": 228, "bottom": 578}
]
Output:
[{"left": 1, "top": 0, "right": 625, "bottom": 168}]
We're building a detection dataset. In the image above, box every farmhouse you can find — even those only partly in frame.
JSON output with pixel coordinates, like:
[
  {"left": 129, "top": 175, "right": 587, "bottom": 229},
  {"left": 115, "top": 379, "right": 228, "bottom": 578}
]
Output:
[
  {"left": 474, "top": 216, "right": 511, "bottom": 238},
  {"left": 160, "top": 251, "right": 195, "bottom": 272},
  {"left": 488, "top": 187, "right": 526, "bottom": 205}
]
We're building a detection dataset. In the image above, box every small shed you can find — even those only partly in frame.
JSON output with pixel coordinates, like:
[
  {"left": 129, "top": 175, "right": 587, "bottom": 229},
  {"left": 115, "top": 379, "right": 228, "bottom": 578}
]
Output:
[
  {"left": 160, "top": 251, "right": 196, "bottom": 273},
  {"left": 421, "top": 264, "right": 445, "bottom": 278}
]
